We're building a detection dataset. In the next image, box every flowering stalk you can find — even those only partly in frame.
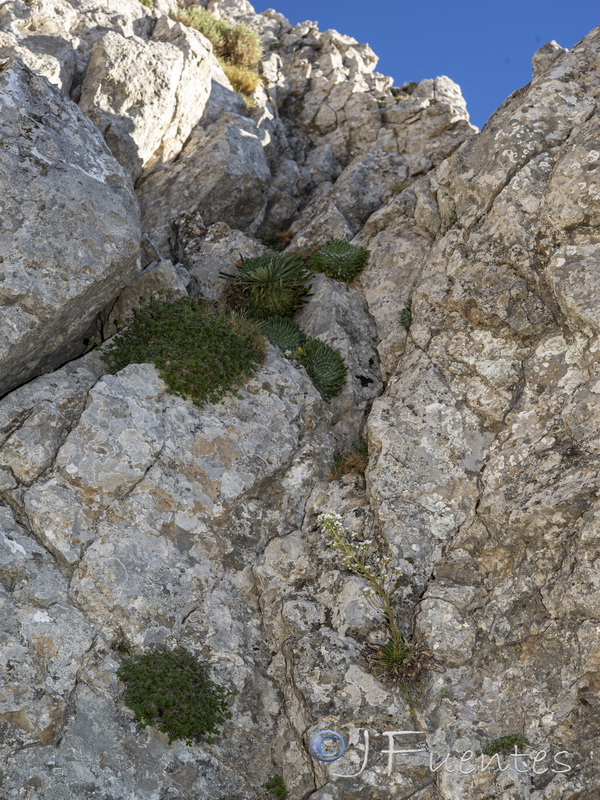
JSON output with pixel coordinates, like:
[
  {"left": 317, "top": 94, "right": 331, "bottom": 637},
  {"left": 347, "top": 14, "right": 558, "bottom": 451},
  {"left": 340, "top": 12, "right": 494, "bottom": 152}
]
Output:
[{"left": 317, "top": 512, "right": 408, "bottom": 663}]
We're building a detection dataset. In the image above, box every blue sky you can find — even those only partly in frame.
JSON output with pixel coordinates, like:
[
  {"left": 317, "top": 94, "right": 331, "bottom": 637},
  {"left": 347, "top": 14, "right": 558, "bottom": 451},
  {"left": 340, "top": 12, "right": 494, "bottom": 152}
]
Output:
[{"left": 258, "top": 0, "right": 598, "bottom": 129}]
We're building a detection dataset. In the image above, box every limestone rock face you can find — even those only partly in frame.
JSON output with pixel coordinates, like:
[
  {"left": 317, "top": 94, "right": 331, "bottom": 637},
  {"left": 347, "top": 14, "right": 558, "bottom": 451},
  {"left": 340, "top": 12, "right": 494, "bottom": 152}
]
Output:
[
  {"left": 138, "top": 113, "right": 271, "bottom": 253},
  {"left": 0, "top": 57, "right": 140, "bottom": 399},
  {"left": 172, "top": 216, "right": 267, "bottom": 305},
  {"left": 296, "top": 274, "right": 382, "bottom": 439},
  {"left": 2, "top": 0, "right": 600, "bottom": 795},
  {"left": 0, "top": 348, "right": 337, "bottom": 798},
  {"left": 362, "top": 24, "right": 600, "bottom": 798},
  {"left": 532, "top": 39, "right": 568, "bottom": 78},
  {"left": 79, "top": 18, "right": 215, "bottom": 181}
]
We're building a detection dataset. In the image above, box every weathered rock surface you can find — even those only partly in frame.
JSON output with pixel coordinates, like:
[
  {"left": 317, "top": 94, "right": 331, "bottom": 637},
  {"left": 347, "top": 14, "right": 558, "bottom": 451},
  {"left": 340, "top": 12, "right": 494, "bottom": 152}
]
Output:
[
  {"left": 1, "top": 348, "right": 337, "bottom": 798},
  {"left": 138, "top": 112, "right": 271, "bottom": 254},
  {"left": 0, "top": 57, "right": 140, "bottom": 399},
  {"left": 296, "top": 274, "right": 382, "bottom": 439},
  {"left": 79, "top": 18, "right": 215, "bottom": 181},
  {"left": 1, "top": 0, "right": 600, "bottom": 796},
  {"left": 172, "top": 216, "right": 267, "bottom": 306},
  {"left": 362, "top": 24, "right": 600, "bottom": 799}
]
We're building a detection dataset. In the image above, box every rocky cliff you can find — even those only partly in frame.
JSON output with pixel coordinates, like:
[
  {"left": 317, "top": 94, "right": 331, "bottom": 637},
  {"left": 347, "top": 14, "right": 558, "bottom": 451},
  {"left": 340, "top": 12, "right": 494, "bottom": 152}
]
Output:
[{"left": 0, "top": 1, "right": 599, "bottom": 798}]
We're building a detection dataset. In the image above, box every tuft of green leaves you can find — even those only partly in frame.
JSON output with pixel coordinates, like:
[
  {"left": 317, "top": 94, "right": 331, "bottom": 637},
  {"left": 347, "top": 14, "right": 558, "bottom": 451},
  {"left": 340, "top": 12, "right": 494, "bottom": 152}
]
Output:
[
  {"left": 399, "top": 299, "right": 412, "bottom": 331},
  {"left": 442, "top": 209, "right": 458, "bottom": 233},
  {"left": 220, "top": 252, "right": 313, "bottom": 318},
  {"left": 101, "top": 298, "right": 265, "bottom": 408},
  {"left": 139, "top": 0, "right": 152, "bottom": 7},
  {"left": 402, "top": 81, "right": 418, "bottom": 95},
  {"left": 308, "top": 241, "right": 370, "bottom": 282},
  {"left": 294, "top": 338, "right": 347, "bottom": 401},
  {"left": 481, "top": 734, "right": 529, "bottom": 757},
  {"left": 258, "top": 316, "right": 307, "bottom": 352},
  {"left": 116, "top": 648, "right": 235, "bottom": 746},
  {"left": 261, "top": 776, "right": 289, "bottom": 800}
]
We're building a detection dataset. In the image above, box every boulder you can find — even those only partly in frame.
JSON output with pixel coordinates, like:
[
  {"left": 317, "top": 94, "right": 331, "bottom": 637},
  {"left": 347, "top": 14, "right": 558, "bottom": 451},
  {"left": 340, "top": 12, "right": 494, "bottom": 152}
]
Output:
[
  {"left": 0, "top": 58, "right": 140, "bottom": 398},
  {"left": 79, "top": 18, "right": 215, "bottom": 181},
  {"left": 138, "top": 113, "right": 271, "bottom": 255}
]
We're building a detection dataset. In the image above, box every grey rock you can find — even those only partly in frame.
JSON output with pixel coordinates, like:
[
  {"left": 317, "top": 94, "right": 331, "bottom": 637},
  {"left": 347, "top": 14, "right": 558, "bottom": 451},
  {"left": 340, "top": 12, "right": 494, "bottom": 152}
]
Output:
[
  {"left": 172, "top": 216, "right": 267, "bottom": 305},
  {"left": 138, "top": 113, "right": 271, "bottom": 254},
  {"left": 0, "top": 57, "right": 140, "bottom": 399},
  {"left": 532, "top": 39, "right": 568, "bottom": 79},
  {"left": 296, "top": 274, "right": 382, "bottom": 440}
]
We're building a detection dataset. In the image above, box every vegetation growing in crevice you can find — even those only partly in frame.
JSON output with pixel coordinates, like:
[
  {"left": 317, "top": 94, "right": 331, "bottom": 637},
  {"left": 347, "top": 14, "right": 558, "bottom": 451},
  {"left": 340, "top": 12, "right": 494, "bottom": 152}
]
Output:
[
  {"left": 258, "top": 316, "right": 307, "bottom": 352},
  {"left": 442, "top": 209, "right": 458, "bottom": 233},
  {"left": 257, "top": 230, "right": 294, "bottom": 251},
  {"left": 480, "top": 734, "right": 529, "bottom": 757},
  {"left": 317, "top": 512, "right": 410, "bottom": 671},
  {"left": 116, "top": 648, "right": 235, "bottom": 746},
  {"left": 219, "top": 252, "right": 313, "bottom": 318},
  {"left": 222, "top": 63, "right": 261, "bottom": 98},
  {"left": 218, "top": 247, "right": 349, "bottom": 401},
  {"left": 170, "top": 7, "right": 262, "bottom": 102},
  {"left": 259, "top": 776, "right": 289, "bottom": 800},
  {"left": 101, "top": 298, "right": 265, "bottom": 408},
  {"left": 399, "top": 298, "right": 412, "bottom": 330},
  {"left": 330, "top": 439, "right": 369, "bottom": 480},
  {"left": 309, "top": 241, "right": 370, "bottom": 282},
  {"left": 294, "top": 338, "right": 347, "bottom": 400},
  {"left": 390, "top": 180, "right": 407, "bottom": 196}
]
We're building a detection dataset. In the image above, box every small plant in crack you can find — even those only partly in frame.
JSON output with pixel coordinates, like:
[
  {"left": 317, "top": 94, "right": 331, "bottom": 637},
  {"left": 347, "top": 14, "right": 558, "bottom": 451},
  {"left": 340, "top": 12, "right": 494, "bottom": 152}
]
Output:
[
  {"left": 258, "top": 775, "right": 289, "bottom": 800},
  {"left": 329, "top": 439, "right": 369, "bottom": 480},
  {"left": 442, "top": 209, "right": 458, "bottom": 233},
  {"left": 399, "top": 299, "right": 412, "bottom": 331},
  {"left": 479, "top": 734, "right": 529, "bottom": 757},
  {"left": 317, "top": 512, "right": 409, "bottom": 669}
]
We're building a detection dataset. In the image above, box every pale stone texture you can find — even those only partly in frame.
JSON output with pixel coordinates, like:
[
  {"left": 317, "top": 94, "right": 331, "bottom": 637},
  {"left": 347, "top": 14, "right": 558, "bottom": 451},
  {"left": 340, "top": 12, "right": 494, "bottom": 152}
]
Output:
[
  {"left": 361, "top": 25, "right": 600, "bottom": 799},
  {"left": 172, "top": 216, "right": 267, "bottom": 305},
  {"left": 1, "top": 348, "right": 338, "bottom": 798},
  {"left": 2, "top": 0, "right": 600, "bottom": 795},
  {"left": 79, "top": 18, "right": 215, "bottom": 181},
  {"left": 138, "top": 113, "right": 272, "bottom": 254},
  {"left": 296, "top": 274, "right": 382, "bottom": 439},
  {"left": 0, "top": 57, "right": 140, "bottom": 399}
]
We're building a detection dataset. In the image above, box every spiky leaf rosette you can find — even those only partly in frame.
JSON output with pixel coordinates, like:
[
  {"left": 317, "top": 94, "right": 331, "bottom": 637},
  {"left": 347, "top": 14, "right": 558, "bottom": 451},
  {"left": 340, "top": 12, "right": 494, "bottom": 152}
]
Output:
[
  {"left": 308, "top": 241, "right": 370, "bottom": 282},
  {"left": 295, "top": 337, "right": 347, "bottom": 401},
  {"left": 259, "top": 316, "right": 307, "bottom": 351},
  {"left": 220, "top": 252, "right": 312, "bottom": 317},
  {"left": 116, "top": 648, "right": 235, "bottom": 746}
]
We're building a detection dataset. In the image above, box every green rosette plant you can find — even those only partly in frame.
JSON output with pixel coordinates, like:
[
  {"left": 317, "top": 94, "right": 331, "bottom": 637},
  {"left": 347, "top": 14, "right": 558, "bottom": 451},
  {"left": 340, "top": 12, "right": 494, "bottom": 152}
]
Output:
[
  {"left": 294, "top": 337, "right": 347, "bottom": 400},
  {"left": 259, "top": 316, "right": 307, "bottom": 351},
  {"left": 220, "top": 252, "right": 313, "bottom": 317},
  {"left": 308, "top": 241, "right": 370, "bottom": 282}
]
